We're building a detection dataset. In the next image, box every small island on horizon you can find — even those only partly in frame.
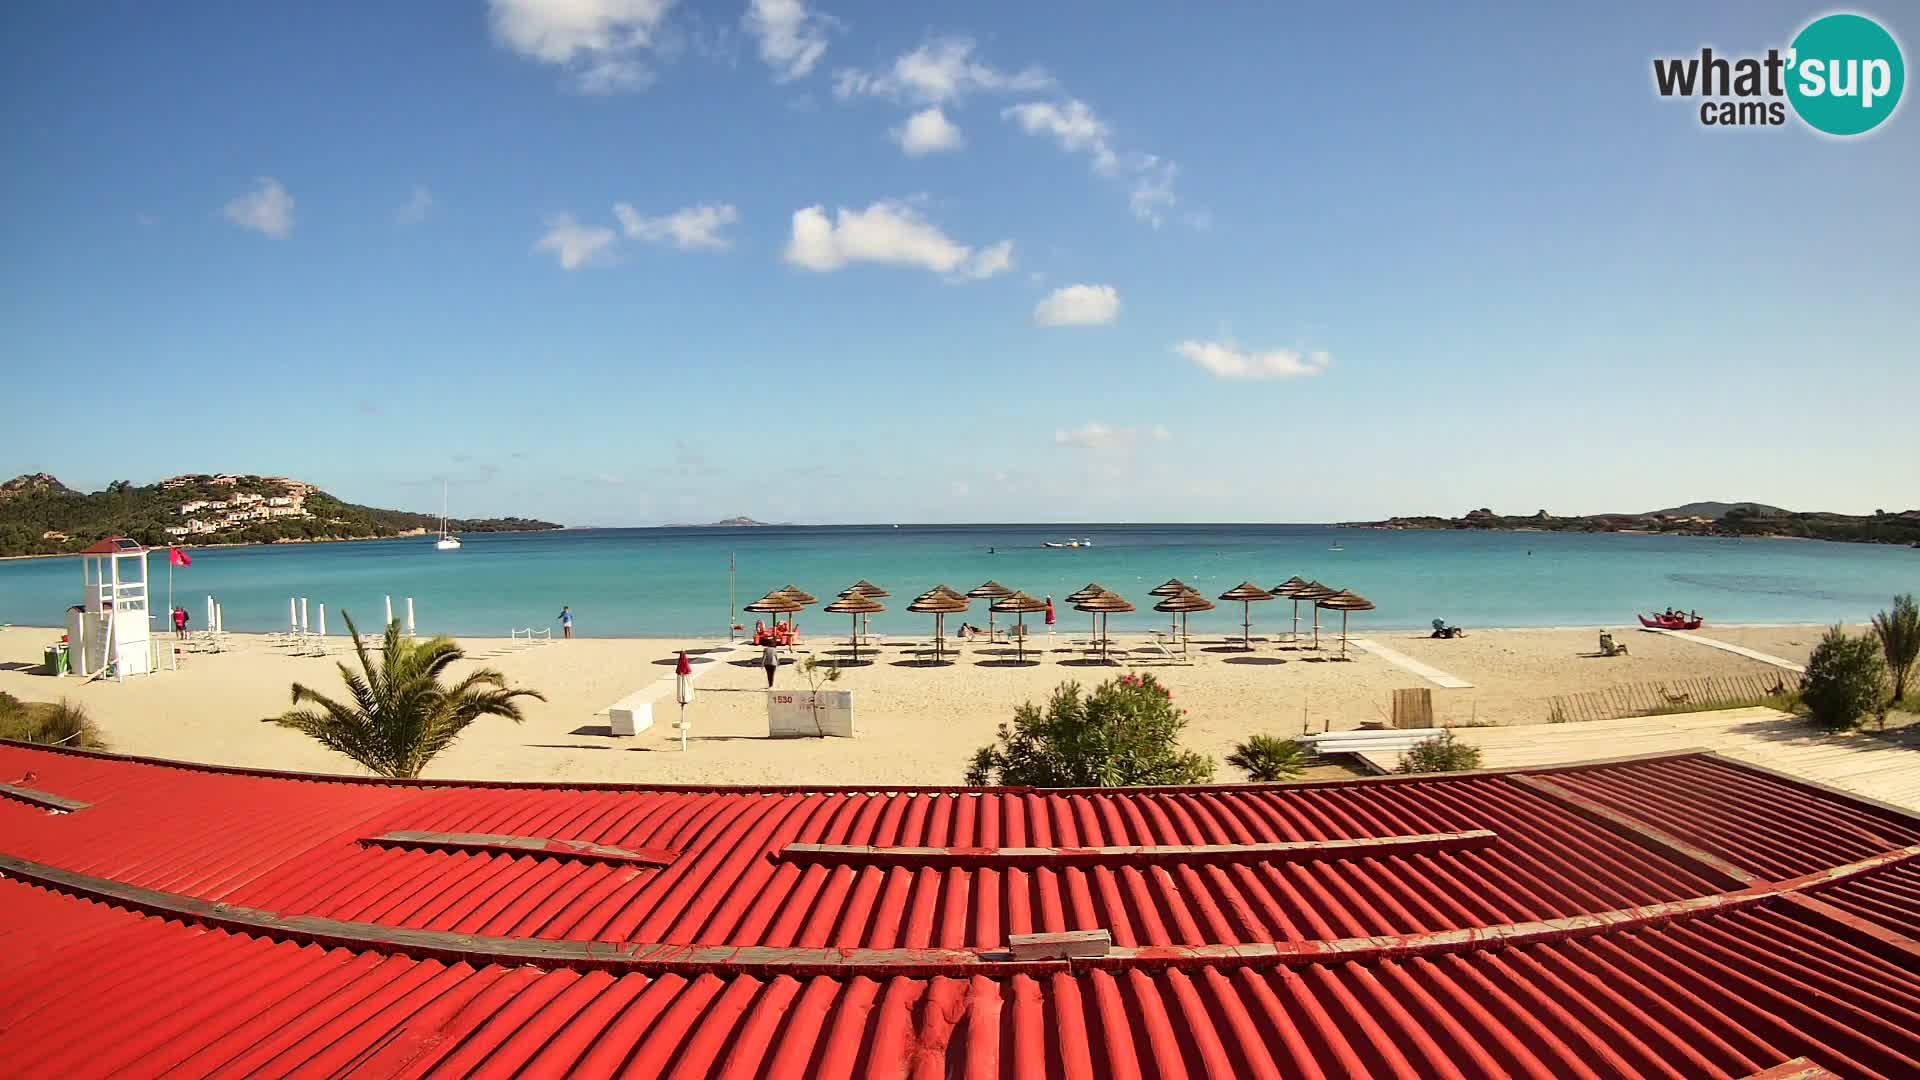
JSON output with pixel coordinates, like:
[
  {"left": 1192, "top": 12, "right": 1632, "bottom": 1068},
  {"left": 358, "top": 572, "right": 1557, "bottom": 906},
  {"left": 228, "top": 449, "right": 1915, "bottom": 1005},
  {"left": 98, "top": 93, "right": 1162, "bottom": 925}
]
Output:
[
  {"left": 1345, "top": 501, "right": 1920, "bottom": 547},
  {"left": 664, "top": 516, "right": 785, "bottom": 528}
]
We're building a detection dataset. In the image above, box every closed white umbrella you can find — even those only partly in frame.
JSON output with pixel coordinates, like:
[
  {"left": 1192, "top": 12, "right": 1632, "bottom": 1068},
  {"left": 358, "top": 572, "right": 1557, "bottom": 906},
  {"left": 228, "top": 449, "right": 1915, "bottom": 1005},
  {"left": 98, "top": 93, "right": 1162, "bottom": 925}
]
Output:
[
  {"left": 384, "top": 594, "right": 394, "bottom": 629},
  {"left": 317, "top": 604, "right": 326, "bottom": 637}
]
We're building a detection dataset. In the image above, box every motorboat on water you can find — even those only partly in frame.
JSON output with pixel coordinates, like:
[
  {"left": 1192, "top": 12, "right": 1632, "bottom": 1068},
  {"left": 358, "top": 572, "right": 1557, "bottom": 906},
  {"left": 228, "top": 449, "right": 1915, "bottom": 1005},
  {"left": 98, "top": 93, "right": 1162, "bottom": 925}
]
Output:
[
  {"left": 434, "top": 481, "right": 462, "bottom": 551},
  {"left": 1042, "top": 538, "right": 1093, "bottom": 549},
  {"left": 1638, "top": 612, "right": 1703, "bottom": 630}
]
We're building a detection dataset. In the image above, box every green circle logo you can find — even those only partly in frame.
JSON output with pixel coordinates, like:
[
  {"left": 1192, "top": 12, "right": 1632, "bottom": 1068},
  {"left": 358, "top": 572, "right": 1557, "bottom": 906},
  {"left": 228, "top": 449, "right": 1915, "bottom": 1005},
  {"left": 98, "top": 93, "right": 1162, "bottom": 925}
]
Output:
[{"left": 1787, "top": 13, "right": 1904, "bottom": 135}]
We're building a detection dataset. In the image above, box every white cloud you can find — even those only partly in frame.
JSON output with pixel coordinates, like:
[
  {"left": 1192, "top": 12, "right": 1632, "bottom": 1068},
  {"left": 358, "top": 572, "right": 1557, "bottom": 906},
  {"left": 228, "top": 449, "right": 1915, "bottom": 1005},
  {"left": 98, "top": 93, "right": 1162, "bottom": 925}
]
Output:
[
  {"left": 614, "top": 201, "right": 740, "bottom": 251},
  {"left": 894, "top": 106, "right": 963, "bottom": 155},
  {"left": 1004, "top": 98, "right": 1188, "bottom": 227},
  {"left": 743, "top": 0, "right": 831, "bottom": 82},
  {"left": 833, "top": 37, "right": 1048, "bottom": 105},
  {"left": 1033, "top": 284, "right": 1119, "bottom": 327},
  {"left": 488, "top": 0, "right": 673, "bottom": 93},
  {"left": 395, "top": 185, "right": 433, "bottom": 225},
  {"left": 783, "top": 201, "right": 1012, "bottom": 280},
  {"left": 1003, "top": 99, "right": 1116, "bottom": 170},
  {"left": 1175, "top": 341, "right": 1332, "bottom": 380},
  {"left": 533, "top": 214, "right": 617, "bottom": 269},
  {"left": 1053, "top": 422, "right": 1170, "bottom": 451},
  {"left": 223, "top": 178, "right": 295, "bottom": 239}
]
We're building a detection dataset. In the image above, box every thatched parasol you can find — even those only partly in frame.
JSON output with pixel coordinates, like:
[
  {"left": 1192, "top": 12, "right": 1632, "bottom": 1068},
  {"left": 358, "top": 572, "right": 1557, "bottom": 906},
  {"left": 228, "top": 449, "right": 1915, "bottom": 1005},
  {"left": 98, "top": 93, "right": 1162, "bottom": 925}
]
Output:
[
  {"left": 1152, "top": 588, "right": 1214, "bottom": 659},
  {"left": 1270, "top": 576, "right": 1312, "bottom": 643},
  {"left": 1149, "top": 578, "right": 1189, "bottom": 635},
  {"left": 991, "top": 591, "right": 1048, "bottom": 662},
  {"left": 922, "top": 584, "right": 967, "bottom": 603},
  {"left": 907, "top": 590, "right": 969, "bottom": 663},
  {"left": 1292, "top": 580, "right": 1339, "bottom": 649},
  {"left": 1074, "top": 590, "right": 1134, "bottom": 662},
  {"left": 1315, "top": 590, "right": 1375, "bottom": 657},
  {"left": 771, "top": 585, "right": 818, "bottom": 632},
  {"left": 968, "top": 580, "right": 1014, "bottom": 641},
  {"left": 1218, "top": 582, "right": 1275, "bottom": 651},
  {"left": 1064, "top": 582, "right": 1108, "bottom": 604},
  {"left": 744, "top": 592, "right": 804, "bottom": 640},
  {"left": 824, "top": 592, "right": 885, "bottom": 663},
  {"left": 840, "top": 581, "right": 889, "bottom": 638}
]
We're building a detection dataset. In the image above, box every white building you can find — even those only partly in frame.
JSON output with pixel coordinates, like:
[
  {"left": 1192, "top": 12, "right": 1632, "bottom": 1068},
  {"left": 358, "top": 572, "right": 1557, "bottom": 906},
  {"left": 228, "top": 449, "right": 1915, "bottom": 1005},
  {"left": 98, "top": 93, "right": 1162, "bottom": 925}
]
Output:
[
  {"left": 267, "top": 496, "right": 293, "bottom": 507},
  {"left": 179, "top": 500, "right": 210, "bottom": 515},
  {"left": 164, "top": 526, "right": 189, "bottom": 537}
]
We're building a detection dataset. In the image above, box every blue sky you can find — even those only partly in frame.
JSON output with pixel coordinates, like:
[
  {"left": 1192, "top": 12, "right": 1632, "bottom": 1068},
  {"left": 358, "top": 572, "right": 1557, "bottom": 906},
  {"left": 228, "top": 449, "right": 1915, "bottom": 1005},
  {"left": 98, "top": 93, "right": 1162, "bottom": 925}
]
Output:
[{"left": 2, "top": 2, "right": 1914, "bottom": 525}]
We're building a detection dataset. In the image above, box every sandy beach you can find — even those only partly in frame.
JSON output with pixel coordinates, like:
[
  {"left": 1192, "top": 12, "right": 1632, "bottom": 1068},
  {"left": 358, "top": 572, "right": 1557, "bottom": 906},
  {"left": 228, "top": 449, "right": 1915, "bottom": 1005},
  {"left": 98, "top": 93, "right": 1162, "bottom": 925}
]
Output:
[{"left": 0, "top": 621, "right": 1850, "bottom": 786}]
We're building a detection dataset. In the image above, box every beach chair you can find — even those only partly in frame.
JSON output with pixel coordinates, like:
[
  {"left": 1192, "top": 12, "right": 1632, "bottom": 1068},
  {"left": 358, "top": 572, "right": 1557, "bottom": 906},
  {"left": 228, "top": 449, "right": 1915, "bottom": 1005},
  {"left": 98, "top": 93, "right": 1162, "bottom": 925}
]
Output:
[{"left": 1598, "top": 631, "right": 1629, "bottom": 657}]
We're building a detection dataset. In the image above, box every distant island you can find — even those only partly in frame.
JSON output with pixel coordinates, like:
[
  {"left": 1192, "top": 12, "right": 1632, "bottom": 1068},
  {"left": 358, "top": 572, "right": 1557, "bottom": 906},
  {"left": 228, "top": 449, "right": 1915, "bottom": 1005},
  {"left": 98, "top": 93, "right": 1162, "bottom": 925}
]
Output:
[
  {"left": 0, "top": 473, "right": 561, "bottom": 558},
  {"left": 665, "top": 516, "right": 784, "bottom": 528},
  {"left": 1347, "top": 502, "right": 1920, "bottom": 546}
]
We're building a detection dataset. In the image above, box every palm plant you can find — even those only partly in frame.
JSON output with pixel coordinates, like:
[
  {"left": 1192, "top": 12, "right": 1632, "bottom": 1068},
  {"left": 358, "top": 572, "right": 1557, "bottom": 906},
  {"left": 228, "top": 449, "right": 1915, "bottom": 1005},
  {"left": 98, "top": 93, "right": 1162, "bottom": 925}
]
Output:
[
  {"left": 1871, "top": 593, "right": 1918, "bottom": 703},
  {"left": 1225, "top": 734, "right": 1307, "bottom": 782},
  {"left": 269, "top": 613, "right": 544, "bottom": 778}
]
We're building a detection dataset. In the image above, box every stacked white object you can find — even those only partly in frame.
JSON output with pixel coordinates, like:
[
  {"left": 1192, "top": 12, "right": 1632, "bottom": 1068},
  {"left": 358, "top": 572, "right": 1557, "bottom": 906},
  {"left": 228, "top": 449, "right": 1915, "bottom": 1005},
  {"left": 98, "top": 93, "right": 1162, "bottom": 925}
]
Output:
[{"left": 1299, "top": 727, "right": 1447, "bottom": 756}]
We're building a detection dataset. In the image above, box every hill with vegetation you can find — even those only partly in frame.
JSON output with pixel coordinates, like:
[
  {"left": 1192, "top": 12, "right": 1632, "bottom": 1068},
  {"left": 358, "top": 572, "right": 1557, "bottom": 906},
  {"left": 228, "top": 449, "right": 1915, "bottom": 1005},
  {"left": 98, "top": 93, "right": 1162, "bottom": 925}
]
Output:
[
  {"left": 1350, "top": 504, "right": 1920, "bottom": 546},
  {"left": 0, "top": 473, "right": 560, "bottom": 557}
]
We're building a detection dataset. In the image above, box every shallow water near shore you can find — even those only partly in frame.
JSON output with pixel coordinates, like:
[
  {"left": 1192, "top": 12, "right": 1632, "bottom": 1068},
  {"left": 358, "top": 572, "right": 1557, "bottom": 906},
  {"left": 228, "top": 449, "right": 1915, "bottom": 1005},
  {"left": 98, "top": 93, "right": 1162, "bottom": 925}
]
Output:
[{"left": 0, "top": 524, "right": 1912, "bottom": 638}]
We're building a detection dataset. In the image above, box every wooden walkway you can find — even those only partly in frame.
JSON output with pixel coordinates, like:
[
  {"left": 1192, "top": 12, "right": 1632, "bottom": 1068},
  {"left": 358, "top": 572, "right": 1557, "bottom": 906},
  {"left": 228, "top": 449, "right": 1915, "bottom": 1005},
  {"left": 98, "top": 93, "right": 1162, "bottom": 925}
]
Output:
[
  {"left": 1347, "top": 638, "right": 1474, "bottom": 688},
  {"left": 1355, "top": 706, "right": 1920, "bottom": 812},
  {"left": 1643, "top": 628, "right": 1806, "bottom": 673}
]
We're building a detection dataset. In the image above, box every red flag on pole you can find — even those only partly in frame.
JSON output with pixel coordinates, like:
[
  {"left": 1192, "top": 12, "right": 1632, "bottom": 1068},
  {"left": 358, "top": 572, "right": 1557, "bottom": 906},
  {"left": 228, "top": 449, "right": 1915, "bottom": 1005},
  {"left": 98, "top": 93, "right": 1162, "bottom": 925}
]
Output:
[{"left": 169, "top": 548, "right": 192, "bottom": 567}]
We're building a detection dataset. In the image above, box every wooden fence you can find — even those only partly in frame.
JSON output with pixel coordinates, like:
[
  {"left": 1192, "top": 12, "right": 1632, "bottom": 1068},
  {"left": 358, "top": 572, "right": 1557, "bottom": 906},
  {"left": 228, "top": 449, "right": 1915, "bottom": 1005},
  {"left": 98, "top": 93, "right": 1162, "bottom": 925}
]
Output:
[{"left": 1546, "top": 670, "right": 1801, "bottom": 725}]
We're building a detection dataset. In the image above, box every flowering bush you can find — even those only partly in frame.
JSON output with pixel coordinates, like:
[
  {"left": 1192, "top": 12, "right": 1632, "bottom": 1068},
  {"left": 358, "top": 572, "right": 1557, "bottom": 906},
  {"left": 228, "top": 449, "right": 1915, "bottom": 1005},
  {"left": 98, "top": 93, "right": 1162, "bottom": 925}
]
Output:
[{"left": 966, "top": 673, "right": 1214, "bottom": 787}]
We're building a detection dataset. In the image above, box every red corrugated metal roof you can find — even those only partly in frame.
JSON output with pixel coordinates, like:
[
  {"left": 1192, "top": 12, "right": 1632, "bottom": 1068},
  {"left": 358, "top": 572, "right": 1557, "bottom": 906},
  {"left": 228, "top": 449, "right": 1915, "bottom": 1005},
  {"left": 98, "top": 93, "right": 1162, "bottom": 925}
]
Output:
[{"left": 2, "top": 742, "right": 1917, "bottom": 1078}]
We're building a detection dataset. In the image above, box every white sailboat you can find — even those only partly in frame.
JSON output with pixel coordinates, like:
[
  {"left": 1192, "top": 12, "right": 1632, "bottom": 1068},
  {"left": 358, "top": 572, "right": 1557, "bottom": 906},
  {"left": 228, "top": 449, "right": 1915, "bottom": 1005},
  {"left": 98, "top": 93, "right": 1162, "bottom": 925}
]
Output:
[{"left": 434, "top": 481, "right": 462, "bottom": 551}]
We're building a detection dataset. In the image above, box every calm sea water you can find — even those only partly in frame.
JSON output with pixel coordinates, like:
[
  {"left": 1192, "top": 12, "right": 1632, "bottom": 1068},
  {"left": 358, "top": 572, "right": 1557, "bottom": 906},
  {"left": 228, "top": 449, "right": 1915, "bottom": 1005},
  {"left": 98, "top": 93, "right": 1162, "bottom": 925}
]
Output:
[{"left": 1, "top": 526, "right": 1913, "bottom": 638}]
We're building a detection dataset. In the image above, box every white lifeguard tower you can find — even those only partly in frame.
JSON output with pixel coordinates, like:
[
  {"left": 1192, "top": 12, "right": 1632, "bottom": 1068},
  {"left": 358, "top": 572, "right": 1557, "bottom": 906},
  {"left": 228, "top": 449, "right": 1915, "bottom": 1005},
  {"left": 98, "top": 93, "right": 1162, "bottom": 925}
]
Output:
[{"left": 67, "top": 538, "right": 154, "bottom": 681}]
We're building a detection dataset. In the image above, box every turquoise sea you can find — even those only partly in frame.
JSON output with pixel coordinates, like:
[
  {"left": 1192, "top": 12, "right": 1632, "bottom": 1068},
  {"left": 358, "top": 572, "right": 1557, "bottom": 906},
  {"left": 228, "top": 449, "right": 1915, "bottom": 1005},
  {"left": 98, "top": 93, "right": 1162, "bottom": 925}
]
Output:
[{"left": 1, "top": 526, "right": 1913, "bottom": 638}]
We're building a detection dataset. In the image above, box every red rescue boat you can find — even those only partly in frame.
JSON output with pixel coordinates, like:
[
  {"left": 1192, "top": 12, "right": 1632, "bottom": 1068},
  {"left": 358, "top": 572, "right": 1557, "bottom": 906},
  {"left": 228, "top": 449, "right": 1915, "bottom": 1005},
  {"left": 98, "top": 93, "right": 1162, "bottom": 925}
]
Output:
[{"left": 1638, "top": 613, "right": 1703, "bottom": 630}]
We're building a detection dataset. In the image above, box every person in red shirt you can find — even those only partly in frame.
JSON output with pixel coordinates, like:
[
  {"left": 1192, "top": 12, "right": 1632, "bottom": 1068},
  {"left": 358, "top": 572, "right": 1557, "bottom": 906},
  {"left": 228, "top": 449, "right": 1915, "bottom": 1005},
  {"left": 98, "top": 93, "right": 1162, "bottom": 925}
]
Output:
[{"left": 172, "top": 606, "right": 189, "bottom": 639}]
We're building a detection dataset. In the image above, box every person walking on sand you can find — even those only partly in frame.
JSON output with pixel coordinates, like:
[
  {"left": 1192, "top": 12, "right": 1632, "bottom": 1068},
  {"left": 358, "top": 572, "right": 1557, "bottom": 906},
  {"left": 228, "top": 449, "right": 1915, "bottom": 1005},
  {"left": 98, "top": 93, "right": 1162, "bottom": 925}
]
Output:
[
  {"left": 557, "top": 606, "right": 574, "bottom": 639},
  {"left": 762, "top": 641, "right": 779, "bottom": 688},
  {"left": 1044, "top": 595, "right": 1056, "bottom": 641},
  {"left": 172, "top": 606, "right": 188, "bottom": 640}
]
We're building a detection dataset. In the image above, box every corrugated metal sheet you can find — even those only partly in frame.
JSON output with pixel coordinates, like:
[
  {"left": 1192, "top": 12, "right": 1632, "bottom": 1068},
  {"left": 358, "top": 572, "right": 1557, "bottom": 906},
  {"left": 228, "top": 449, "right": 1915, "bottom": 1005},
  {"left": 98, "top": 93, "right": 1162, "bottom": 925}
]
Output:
[{"left": 2, "top": 743, "right": 1918, "bottom": 1078}]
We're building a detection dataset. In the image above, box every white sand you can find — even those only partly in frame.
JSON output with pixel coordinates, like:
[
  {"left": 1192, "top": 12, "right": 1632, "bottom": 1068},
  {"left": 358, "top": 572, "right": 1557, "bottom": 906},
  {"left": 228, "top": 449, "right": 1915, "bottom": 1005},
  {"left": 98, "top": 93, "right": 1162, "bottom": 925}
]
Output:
[{"left": 0, "top": 624, "right": 1852, "bottom": 786}]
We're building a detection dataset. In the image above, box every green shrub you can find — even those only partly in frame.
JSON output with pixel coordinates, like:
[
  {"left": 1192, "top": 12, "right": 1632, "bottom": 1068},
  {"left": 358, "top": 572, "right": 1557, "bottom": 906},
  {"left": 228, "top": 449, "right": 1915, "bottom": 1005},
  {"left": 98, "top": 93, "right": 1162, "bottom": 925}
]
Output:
[
  {"left": 1801, "top": 625, "right": 1888, "bottom": 731},
  {"left": 1226, "top": 734, "right": 1307, "bottom": 782},
  {"left": 0, "top": 697, "right": 106, "bottom": 750},
  {"left": 966, "top": 673, "right": 1214, "bottom": 787},
  {"left": 1871, "top": 594, "right": 1918, "bottom": 703},
  {"left": 1395, "top": 730, "right": 1483, "bottom": 774}
]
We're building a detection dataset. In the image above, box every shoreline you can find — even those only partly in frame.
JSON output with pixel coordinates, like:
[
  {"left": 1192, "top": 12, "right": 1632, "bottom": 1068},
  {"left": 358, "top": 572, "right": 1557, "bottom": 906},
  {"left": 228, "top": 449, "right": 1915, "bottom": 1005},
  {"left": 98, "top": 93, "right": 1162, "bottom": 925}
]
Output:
[
  {"left": 0, "top": 526, "right": 568, "bottom": 562},
  {"left": 0, "top": 623, "right": 1850, "bottom": 786}
]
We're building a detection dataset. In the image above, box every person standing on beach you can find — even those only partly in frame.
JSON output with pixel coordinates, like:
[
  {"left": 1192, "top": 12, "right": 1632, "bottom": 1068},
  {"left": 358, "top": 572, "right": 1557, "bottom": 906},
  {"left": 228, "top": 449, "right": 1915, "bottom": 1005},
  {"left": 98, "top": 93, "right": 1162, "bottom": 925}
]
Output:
[
  {"left": 557, "top": 606, "right": 574, "bottom": 639},
  {"left": 172, "top": 606, "right": 188, "bottom": 640},
  {"left": 762, "top": 642, "right": 779, "bottom": 688},
  {"left": 1044, "top": 596, "right": 1056, "bottom": 640}
]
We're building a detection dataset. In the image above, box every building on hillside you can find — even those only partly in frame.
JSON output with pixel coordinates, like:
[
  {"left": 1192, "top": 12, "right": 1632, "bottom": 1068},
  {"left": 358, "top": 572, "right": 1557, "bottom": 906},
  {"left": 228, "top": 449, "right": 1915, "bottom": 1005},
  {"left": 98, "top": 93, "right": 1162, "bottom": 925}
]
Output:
[
  {"left": 40, "top": 530, "right": 67, "bottom": 542},
  {"left": 0, "top": 746, "right": 1916, "bottom": 1077},
  {"left": 160, "top": 476, "right": 195, "bottom": 490},
  {"left": 183, "top": 519, "right": 215, "bottom": 534},
  {"left": 163, "top": 526, "right": 189, "bottom": 537},
  {"left": 208, "top": 475, "right": 241, "bottom": 486},
  {"left": 230, "top": 492, "right": 264, "bottom": 505},
  {"left": 266, "top": 496, "right": 293, "bottom": 507},
  {"left": 178, "top": 501, "right": 210, "bottom": 515},
  {"left": 268, "top": 506, "right": 304, "bottom": 518}
]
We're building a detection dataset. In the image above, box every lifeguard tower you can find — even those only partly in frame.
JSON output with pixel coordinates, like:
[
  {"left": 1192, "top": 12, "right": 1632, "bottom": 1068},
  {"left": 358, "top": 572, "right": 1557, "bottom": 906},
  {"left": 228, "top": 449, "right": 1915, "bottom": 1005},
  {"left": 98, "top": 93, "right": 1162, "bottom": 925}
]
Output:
[{"left": 67, "top": 538, "right": 153, "bottom": 681}]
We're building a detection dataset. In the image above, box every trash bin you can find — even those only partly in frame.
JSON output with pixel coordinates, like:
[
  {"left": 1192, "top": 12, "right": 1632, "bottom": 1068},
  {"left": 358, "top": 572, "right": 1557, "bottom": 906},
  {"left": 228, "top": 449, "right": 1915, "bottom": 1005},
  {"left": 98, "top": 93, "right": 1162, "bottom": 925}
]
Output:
[{"left": 44, "top": 644, "right": 69, "bottom": 676}]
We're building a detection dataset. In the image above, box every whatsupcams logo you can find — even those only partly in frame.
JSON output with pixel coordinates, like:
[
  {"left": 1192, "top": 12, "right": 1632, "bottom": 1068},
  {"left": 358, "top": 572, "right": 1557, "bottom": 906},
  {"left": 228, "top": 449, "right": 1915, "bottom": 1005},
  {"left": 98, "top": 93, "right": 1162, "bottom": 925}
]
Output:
[{"left": 1653, "top": 12, "right": 1904, "bottom": 134}]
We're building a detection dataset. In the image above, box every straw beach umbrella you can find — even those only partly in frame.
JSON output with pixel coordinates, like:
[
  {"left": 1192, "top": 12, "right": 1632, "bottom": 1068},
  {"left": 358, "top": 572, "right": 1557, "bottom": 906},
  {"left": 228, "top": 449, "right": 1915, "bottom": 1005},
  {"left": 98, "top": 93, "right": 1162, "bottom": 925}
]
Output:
[
  {"left": 1074, "top": 590, "right": 1135, "bottom": 663},
  {"left": 1063, "top": 583, "right": 1108, "bottom": 645},
  {"left": 1292, "top": 580, "right": 1339, "bottom": 649},
  {"left": 774, "top": 585, "right": 817, "bottom": 631},
  {"left": 1149, "top": 578, "right": 1189, "bottom": 636},
  {"left": 908, "top": 590, "right": 969, "bottom": 662},
  {"left": 824, "top": 592, "right": 884, "bottom": 663},
  {"left": 744, "top": 592, "right": 804, "bottom": 640},
  {"left": 1271, "top": 576, "right": 1312, "bottom": 643},
  {"left": 991, "top": 591, "right": 1048, "bottom": 662},
  {"left": 967, "top": 580, "right": 1013, "bottom": 640},
  {"left": 1153, "top": 588, "right": 1214, "bottom": 659},
  {"left": 1218, "top": 582, "right": 1275, "bottom": 651},
  {"left": 1315, "top": 590, "right": 1375, "bottom": 657},
  {"left": 842, "top": 581, "right": 890, "bottom": 639}
]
